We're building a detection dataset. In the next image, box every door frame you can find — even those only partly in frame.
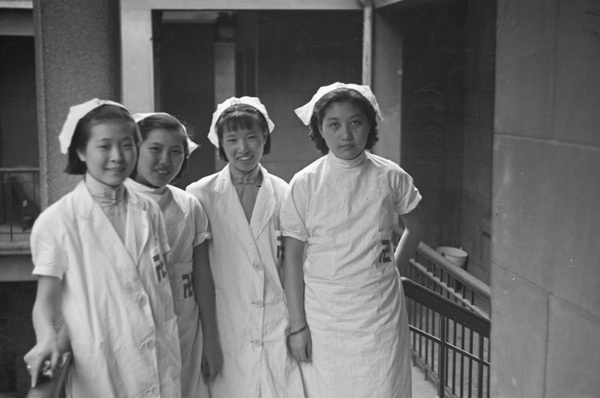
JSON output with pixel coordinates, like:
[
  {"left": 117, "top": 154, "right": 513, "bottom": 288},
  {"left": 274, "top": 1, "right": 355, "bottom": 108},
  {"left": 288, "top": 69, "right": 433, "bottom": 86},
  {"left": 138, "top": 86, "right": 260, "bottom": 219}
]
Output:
[{"left": 119, "top": 0, "right": 364, "bottom": 113}]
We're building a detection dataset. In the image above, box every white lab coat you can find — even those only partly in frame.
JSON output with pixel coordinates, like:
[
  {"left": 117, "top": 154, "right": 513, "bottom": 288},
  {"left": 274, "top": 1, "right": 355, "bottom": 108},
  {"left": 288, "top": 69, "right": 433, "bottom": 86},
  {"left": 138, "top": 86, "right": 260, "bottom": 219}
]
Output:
[
  {"left": 187, "top": 164, "right": 305, "bottom": 398},
  {"left": 280, "top": 152, "right": 421, "bottom": 398},
  {"left": 126, "top": 179, "right": 211, "bottom": 398},
  {"left": 31, "top": 181, "right": 181, "bottom": 398}
]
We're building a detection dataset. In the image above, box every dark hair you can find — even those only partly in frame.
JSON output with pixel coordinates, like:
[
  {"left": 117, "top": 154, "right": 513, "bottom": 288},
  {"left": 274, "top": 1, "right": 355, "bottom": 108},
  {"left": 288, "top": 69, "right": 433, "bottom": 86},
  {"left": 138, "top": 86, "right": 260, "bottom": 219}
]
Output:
[
  {"left": 215, "top": 103, "right": 271, "bottom": 161},
  {"left": 308, "top": 88, "right": 379, "bottom": 155},
  {"left": 132, "top": 113, "right": 191, "bottom": 183},
  {"left": 65, "top": 104, "right": 140, "bottom": 175}
]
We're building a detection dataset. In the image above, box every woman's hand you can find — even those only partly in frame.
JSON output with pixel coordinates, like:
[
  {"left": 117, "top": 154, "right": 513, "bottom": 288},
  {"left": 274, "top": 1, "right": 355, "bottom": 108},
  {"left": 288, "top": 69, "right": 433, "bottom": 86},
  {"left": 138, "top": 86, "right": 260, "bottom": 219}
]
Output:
[
  {"left": 24, "top": 335, "right": 60, "bottom": 388},
  {"left": 288, "top": 326, "right": 312, "bottom": 363},
  {"left": 201, "top": 335, "right": 223, "bottom": 384},
  {"left": 26, "top": 276, "right": 64, "bottom": 388}
]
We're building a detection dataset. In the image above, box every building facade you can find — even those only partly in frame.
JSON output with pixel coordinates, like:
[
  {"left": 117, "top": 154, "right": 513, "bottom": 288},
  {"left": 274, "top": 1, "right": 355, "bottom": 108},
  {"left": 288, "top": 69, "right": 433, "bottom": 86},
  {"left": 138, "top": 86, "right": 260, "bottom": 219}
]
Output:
[{"left": 0, "top": 0, "right": 598, "bottom": 396}]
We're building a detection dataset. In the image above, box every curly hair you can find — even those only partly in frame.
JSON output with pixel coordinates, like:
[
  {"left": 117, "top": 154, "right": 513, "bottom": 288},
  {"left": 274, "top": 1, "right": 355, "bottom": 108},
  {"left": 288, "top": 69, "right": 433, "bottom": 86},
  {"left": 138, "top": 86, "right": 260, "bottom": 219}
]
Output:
[
  {"left": 65, "top": 104, "right": 140, "bottom": 175},
  {"left": 307, "top": 88, "right": 379, "bottom": 155},
  {"left": 215, "top": 104, "right": 271, "bottom": 161},
  {"left": 132, "top": 113, "right": 191, "bottom": 184}
]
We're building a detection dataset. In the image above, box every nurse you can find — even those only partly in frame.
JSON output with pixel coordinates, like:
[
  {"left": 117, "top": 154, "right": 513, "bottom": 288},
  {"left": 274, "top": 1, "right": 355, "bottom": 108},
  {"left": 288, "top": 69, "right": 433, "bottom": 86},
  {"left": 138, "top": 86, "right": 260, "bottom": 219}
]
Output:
[
  {"left": 186, "top": 97, "right": 305, "bottom": 398},
  {"left": 281, "top": 83, "right": 425, "bottom": 398},
  {"left": 126, "top": 112, "right": 222, "bottom": 398},
  {"left": 24, "top": 99, "right": 181, "bottom": 397}
]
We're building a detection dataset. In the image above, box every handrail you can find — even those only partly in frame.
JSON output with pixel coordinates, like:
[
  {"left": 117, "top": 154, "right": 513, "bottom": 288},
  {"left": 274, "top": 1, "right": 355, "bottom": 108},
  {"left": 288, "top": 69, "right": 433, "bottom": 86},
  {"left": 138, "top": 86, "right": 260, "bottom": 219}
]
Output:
[
  {"left": 404, "top": 237, "right": 491, "bottom": 398},
  {"left": 0, "top": 167, "right": 40, "bottom": 241},
  {"left": 402, "top": 277, "right": 490, "bottom": 337},
  {"left": 393, "top": 224, "right": 490, "bottom": 301},
  {"left": 0, "top": 167, "right": 40, "bottom": 172},
  {"left": 409, "top": 258, "right": 489, "bottom": 318},
  {"left": 416, "top": 242, "right": 491, "bottom": 300}
]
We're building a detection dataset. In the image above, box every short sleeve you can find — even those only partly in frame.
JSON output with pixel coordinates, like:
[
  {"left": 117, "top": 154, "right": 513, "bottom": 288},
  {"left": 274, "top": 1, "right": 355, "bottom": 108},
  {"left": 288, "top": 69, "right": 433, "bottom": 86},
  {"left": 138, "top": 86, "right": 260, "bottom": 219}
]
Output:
[
  {"left": 191, "top": 198, "right": 211, "bottom": 246},
  {"left": 393, "top": 169, "right": 422, "bottom": 215},
  {"left": 30, "top": 211, "right": 67, "bottom": 279},
  {"left": 280, "top": 176, "right": 309, "bottom": 242}
]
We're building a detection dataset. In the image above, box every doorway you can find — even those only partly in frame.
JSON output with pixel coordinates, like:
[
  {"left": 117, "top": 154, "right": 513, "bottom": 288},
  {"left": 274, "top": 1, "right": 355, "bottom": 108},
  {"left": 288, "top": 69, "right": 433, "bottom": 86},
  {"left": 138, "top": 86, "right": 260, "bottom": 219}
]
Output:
[{"left": 149, "top": 9, "right": 363, "bottom": 185}]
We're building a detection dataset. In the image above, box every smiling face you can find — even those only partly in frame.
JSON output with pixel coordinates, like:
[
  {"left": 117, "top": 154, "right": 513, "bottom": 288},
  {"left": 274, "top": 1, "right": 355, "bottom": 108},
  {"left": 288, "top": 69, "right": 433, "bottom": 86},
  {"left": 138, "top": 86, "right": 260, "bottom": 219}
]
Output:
[
  {"left": 77, "top": 121, "right": 137, "bottom": 187},
  {"left": 319, "top": 101, "right": 371, "bottom": 160},
  {"left": 134, "top": 128, "right": 185, "bottom": 188},
  {"left": 221, "top": 123, "right": 267, "bottom": 174}
]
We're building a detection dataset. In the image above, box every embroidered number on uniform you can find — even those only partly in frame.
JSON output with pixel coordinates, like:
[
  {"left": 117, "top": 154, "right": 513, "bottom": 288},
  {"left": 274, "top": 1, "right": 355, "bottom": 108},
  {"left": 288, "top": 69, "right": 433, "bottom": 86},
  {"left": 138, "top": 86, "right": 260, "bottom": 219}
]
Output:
[
  {"left": 379, "top": 240, "right": 392, "bottom": 263},
  {"left": 154, "top": 254, "right": 167, "bottom": 282},
  {"left": 182, "top": 272, "right": 194, "bottom": 298},
  {"left": 277, "top": 235, "right": 285, "bottom": 261}
]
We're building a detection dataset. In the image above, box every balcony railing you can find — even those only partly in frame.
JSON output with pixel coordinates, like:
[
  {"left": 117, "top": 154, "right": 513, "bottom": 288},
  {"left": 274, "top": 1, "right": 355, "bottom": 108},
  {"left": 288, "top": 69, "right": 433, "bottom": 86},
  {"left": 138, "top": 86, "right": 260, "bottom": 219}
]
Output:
[
  {"left": 0, "top": 167, "right": 40, "bottom": 244},
  {"left": 404, "top": 242, "right": 491, "bottom": 398}
]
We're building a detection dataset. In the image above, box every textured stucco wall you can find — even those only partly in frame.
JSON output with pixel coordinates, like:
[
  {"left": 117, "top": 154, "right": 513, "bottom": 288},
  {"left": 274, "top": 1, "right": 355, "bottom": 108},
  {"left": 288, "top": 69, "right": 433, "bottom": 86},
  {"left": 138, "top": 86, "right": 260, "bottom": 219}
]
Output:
[
  {"left": 34, "top": 0, "right": 121, "bottom": 206},
  {"left": 491, "top": 0, "right": 600, "bottom": 396}
]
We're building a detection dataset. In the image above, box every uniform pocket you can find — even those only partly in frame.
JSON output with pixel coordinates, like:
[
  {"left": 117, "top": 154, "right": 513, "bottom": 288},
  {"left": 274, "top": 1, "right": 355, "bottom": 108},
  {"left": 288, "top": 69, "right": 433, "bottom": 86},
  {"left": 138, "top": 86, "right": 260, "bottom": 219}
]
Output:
[{"left": 304, "top": 236, "right": 336, "bottom": 280}]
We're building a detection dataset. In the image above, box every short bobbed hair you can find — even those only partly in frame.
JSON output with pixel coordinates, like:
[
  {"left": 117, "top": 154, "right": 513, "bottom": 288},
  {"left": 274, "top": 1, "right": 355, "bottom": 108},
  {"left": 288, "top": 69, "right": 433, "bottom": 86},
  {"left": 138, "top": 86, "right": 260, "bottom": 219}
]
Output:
[
  {"left": 133, "top": 113, "right": 190, "bottom": 184},
  {"left": 65, "top": 105, "right": 140, "bottom": 175},
  {"left": 215, "top": 104, "right": 271, "bottom": 162},
  {"left": 308, "top": 88, "right": 379, "bottom": 155}
]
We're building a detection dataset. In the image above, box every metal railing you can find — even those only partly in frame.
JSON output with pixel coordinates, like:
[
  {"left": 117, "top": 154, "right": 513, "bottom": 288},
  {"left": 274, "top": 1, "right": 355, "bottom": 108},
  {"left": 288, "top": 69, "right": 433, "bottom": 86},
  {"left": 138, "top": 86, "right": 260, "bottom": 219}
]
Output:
[
  {"left": 0, "top": 167, "right": 40, "bottom": 242},
  {"left": 404, "top": 242, "right": 491, "bottom": 398}
]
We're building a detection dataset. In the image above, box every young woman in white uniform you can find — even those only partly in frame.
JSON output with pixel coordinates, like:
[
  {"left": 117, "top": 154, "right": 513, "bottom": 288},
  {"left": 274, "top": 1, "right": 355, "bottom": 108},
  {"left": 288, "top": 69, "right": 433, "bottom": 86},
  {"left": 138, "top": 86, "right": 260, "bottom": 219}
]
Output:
[
  {"left": 186, "top": 97, "right": 305, "bottom": 398},
  {"left": 126, "top": 112, "right": 222, "bottom": 398},
  {"left": 24, "top": 100, "right": 181, "bottom": 397},
  {"left": 281, "top": 83, "right": 426, "bottom": 398}
]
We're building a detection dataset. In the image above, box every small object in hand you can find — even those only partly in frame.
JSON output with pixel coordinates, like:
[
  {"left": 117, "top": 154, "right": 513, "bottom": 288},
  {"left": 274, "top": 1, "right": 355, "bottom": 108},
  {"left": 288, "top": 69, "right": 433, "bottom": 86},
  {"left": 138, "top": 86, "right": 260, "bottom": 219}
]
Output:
[
  {"left": 26, "top": 364, "right": 32, "bottom": 371},
  {"left": 41, "top": 360, "right": 53, "bottom": 378}
]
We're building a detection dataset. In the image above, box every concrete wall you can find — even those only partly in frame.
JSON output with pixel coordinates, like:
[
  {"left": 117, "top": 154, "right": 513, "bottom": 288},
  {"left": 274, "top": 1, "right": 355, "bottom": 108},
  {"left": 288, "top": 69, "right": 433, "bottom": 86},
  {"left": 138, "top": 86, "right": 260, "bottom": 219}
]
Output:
[
  {"left": 461, "top": 0, "right": 496, "bottom": 284},
  {"left": 491, "top": 1, "right": 600, "bottom": 397},
  {"left": 382, "top": 1, "right": 467, "bottom": 250},
  {"left": 256, "top": 10, "right": 363, "bottom": 182},
  {"left": 34, "top": 0, "right": 121, "bottom": 206}
]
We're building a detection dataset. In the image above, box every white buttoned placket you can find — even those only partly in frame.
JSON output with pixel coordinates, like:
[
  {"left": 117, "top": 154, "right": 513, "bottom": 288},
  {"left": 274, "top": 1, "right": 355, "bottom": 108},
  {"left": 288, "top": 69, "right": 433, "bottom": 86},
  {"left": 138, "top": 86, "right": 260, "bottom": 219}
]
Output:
[
  {"left": 249, "top": 258, "right": 265, "bottom": 396},
  {"left": 186, "top": 165, "right": 305, "bottom": 398}
]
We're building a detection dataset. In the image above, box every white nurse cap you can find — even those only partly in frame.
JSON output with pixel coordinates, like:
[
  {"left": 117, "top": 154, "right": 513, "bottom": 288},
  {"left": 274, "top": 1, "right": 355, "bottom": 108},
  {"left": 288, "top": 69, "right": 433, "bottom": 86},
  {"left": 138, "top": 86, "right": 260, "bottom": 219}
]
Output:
[
  {"left": 133, "top": 112, "right": 199, "bottom": 156},
  {"left": 207, "top": 96, "right": 275, "bottom": 148},
  {"left": 294, "top": 82, "right": 383, "bottom": 126},
  {"left": 59, "top": 98, "right": 128, "bottom": 154}
]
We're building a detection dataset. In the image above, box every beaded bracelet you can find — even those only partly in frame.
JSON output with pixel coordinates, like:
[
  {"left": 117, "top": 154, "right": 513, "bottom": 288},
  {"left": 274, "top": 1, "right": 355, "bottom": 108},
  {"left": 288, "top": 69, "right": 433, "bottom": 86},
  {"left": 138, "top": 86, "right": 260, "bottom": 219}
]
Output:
[{"left": 289, "top": 324, "right": 308, "bottom": 336}]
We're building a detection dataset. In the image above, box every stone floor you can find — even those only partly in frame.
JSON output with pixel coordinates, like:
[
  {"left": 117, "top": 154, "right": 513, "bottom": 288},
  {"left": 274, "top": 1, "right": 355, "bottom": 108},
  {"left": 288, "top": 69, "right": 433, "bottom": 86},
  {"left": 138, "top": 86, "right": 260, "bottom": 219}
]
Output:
[
  {"left": 0, "top": 368, "right": 440, "bottom": 398},
  {"left": 412, "top": 364, "right": 438, "bottom": 397}
]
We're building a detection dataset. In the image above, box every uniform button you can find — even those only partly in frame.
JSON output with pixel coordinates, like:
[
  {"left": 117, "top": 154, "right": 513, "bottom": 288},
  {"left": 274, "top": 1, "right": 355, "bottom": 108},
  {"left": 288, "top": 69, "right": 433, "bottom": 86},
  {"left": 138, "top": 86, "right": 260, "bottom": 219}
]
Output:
[
  {"left": 139, "top": 295, "right": 148, "bottom": 306},
  {"left": 251, "top": 300, "right": 264, "bottom": 307},
  {"left": 145, "top": 385, "right": 158, "bottom": 395},
  {"left": 147, "top": 339, "right": 155, "bottom": 350},
  {"left": 251, "top": 339, "right": 262, "bottom": 347},
  {"left": 253, "top": 262, "right": 263, "bottom": 271}
]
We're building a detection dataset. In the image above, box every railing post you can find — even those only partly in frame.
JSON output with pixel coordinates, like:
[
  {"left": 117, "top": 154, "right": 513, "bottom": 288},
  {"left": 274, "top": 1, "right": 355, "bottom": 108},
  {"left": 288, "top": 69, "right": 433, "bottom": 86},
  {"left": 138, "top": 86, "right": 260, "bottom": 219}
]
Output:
[
  {"left": 478, "top": 334, "right": 485, "bottom": 398},
  {"left": 438, "top": 315, "right": 446, "bottom": 398}
]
